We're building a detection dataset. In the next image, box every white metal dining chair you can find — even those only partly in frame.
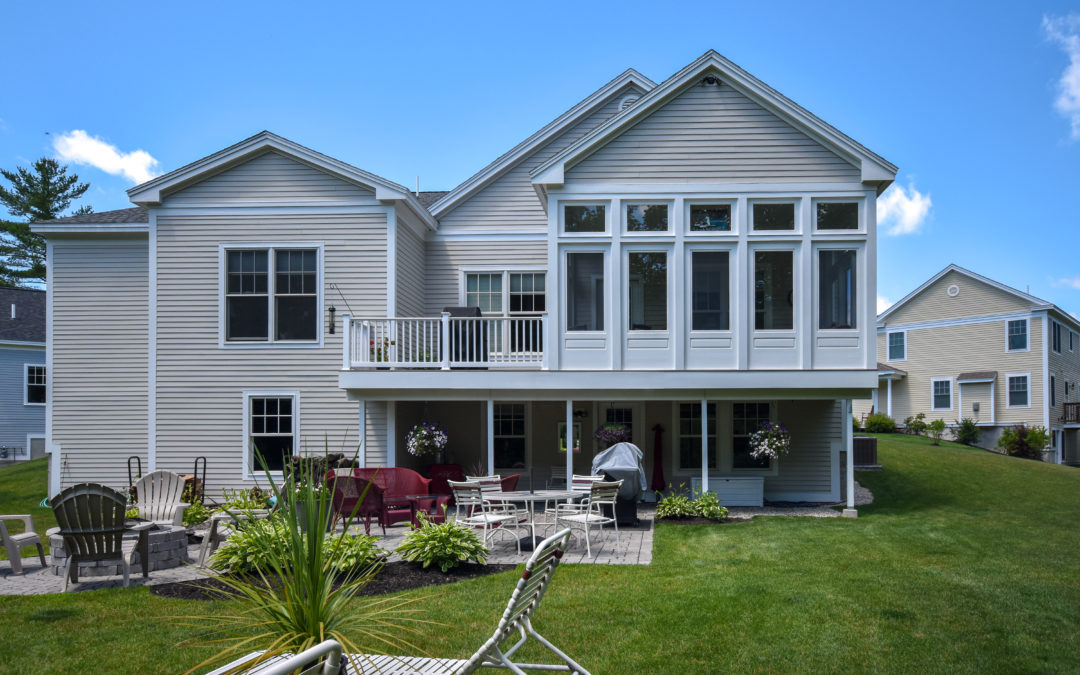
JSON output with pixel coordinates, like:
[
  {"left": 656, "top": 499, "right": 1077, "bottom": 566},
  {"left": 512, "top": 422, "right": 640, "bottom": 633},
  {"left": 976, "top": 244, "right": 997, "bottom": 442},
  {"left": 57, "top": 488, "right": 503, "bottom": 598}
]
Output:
[
  {"left": 555, "top": 480, "right": 622, "bottom": 557},
  {"left": 448, "top": 481, "right": 521, "bottom": 554}
]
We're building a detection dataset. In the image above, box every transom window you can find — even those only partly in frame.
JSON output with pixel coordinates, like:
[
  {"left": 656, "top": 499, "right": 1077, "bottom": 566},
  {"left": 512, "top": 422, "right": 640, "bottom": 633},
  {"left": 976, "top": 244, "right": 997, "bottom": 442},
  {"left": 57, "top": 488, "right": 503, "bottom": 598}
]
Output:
[
  {"left": 625, "top": 204, "right": 668, "bottom": 232},
  {"left": 818, "top": 250, "right": 857, "bottom": 329},
  {"left": 752, "top": 203, "right": 795, "bottom": 231},
  {"left": 691, "top": 251, "right": 730, "bottom": 330},
  {"left": 1007, "top": 319, "right": 1028, "bottom": 351},
  {"left": 815, "top": 202, "right": 859, "bottom": 230},
  {"left": 932, "top": 379, "right": 952, "bottom": 410},
  {"left": 627, "top": 252, "right": 667, "bottom": 331},
  {"left": 25, "top": 365, "right": 45, "bottom": 405},
  {"left": 247, "top": 394, "right": 296, "bottom": 473},
  {"left": 1008, "top": 375, "right": 1029, "bottom": 407},
  {"left": 888, "top": 332, "right": 906, "bottom": 361},
  {"left": 225, "top": 247, "right": 318, "bottom": 343},
  {"left": 754, "top": 251, "right": 794, "bottom": 330},
  {"left": 493, "top": 403, "right": 526, "bottom": 470},
  {"left": 689, "top": 204, "right": 732, "bottom": 232},
  {"left": 678, "top": 403, "right": 717, "bottom": 470},
  {"left": 564, "top": 204, "right": 605, "bottom": 233},
  {"left": 733, "top": 402, "right": 771, "bottom": 469}
]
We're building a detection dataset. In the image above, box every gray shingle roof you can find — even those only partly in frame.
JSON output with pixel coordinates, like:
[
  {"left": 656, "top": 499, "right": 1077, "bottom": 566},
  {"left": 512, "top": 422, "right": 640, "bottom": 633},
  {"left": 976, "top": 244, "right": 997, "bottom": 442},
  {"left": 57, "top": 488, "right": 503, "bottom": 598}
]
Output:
[
  {"left": 40, "top": 206, "right": 149, "bottom": 225},
  {"left": 414, "top": 191, "right": 448, "bottom": 209},
  {"left": 877, "top": 362, "right": 907, "bottom": 376},
  {"left": 0, "top": 287, "right": 45, "bottom": 343},
  {"left": 957, "top": 371, "right": 997, "bottom": 381}
]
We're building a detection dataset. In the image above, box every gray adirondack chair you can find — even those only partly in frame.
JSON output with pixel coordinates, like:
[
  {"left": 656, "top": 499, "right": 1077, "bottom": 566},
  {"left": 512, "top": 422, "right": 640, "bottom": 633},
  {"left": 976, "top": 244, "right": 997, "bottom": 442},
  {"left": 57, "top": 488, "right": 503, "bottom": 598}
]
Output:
[
  {"left": 51, "top": 483, "right": 152, "bottom": 592},
  {"left": 133, "top": 470, "right": 189, "bottom": 526},
  {"left": 0, "top": 515, "right": 46, "bottom": 574}
]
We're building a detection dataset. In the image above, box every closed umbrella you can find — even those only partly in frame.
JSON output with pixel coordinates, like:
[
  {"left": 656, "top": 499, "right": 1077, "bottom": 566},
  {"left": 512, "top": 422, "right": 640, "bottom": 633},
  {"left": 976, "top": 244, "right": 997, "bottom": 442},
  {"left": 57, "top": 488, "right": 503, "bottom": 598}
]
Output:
[{"left": 651, "top": 424, "right": 666, "bottom": 493}]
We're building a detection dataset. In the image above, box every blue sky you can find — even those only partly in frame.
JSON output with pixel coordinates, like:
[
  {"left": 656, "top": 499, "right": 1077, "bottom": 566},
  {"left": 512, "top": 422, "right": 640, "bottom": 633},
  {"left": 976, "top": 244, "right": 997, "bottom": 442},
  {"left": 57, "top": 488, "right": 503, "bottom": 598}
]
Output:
[{"left": 2, "top": 1, "right": 1080, "bottom": 314}]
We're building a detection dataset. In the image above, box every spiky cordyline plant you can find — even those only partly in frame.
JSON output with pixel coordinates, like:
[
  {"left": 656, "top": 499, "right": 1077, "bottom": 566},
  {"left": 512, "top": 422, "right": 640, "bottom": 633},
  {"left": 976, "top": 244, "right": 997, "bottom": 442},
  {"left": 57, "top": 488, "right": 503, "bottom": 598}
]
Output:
[{"left": 177, "top": 440, "right": 435, "bottom": 674}]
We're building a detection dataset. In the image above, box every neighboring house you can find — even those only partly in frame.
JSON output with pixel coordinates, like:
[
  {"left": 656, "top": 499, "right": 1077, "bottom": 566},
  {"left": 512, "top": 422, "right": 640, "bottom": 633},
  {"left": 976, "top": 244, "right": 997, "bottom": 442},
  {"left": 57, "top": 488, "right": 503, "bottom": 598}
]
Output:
[
  {"left": 853, "top": 265, "right": 1080, "bottom": 464},
  {"left": 35, "top": 51, "right": 897, "bottom": 511},
  {"left": 0, "top": 287, "right": 46, "bottom": 462}
]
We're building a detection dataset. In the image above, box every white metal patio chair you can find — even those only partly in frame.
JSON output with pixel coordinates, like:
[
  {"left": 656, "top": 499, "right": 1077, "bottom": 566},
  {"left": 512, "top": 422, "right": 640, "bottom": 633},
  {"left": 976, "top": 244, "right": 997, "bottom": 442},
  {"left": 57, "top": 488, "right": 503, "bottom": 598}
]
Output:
[
  {"left": 448, "top": 481, "right": 521, "bottom": 554},
  {"left": 0, "top": 514, "right": 46, "bottom": 574},
  {"left": 555, "top": 480, "right": 622, "bottom": 558},
  {"left": 546, "top": 466, "right": 568, "bottom": 489},
  {"left": 205, "top": 529, "right": 590, "bottom": 675},
  {"left": 133, "top": 469, "right": 190, "bottom": 526}
]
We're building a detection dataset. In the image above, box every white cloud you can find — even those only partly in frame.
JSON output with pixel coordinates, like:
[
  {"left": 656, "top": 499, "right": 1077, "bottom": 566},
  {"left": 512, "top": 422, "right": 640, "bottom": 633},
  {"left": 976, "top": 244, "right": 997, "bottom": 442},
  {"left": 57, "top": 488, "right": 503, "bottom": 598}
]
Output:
[
  {"left": 1044, "top": 14, "right": 1080, "bottom": 140},
  {"left": 1053, "top": 276, "right": 1080, "bottom": 290},
  {"left": 52, "top": 130, "right": 160, "bottom": 185},
  {"left": 877, "top": 294, "right": 893, "bottom": 314},
  {"left": 876, "top": 182, "right": 932, "bottom": 236}
]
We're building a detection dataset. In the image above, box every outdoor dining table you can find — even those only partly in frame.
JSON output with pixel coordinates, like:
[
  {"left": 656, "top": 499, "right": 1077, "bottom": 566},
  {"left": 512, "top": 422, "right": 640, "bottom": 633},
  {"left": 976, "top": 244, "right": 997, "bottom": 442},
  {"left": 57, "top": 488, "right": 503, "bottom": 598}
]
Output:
[{"left": 483, "top": 490, "right": 581, "bottom": 551}]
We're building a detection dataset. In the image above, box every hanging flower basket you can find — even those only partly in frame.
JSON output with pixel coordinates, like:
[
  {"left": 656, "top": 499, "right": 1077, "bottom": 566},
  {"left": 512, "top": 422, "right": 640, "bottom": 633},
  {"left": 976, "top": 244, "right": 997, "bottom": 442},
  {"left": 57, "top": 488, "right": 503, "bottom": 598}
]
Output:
[
  {"left": 594, "top": 423, "right": 631, "bottom": 448},
  {"left": 406, "top": 422, "right": 448, "bottom": 458},
  {"left": 748, "top": 421, "right": 791, "bottom": 460}
]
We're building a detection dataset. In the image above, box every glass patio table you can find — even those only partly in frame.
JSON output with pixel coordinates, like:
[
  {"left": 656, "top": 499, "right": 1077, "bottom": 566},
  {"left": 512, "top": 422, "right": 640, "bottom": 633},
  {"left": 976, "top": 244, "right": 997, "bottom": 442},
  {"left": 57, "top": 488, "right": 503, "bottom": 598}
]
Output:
[{"left": 483, "top": 490, "right": 579, "bottom": 551}]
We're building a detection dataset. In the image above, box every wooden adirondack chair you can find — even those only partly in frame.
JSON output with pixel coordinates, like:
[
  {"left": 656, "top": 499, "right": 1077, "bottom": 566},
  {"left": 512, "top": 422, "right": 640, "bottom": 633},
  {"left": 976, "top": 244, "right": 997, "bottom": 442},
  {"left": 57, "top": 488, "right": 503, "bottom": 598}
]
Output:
[
  {"left": 51, "top": 483, "right": 153, "bottom": 592},
  {"left": 133, "top": 470, "right": 190, "bottom": 526}
]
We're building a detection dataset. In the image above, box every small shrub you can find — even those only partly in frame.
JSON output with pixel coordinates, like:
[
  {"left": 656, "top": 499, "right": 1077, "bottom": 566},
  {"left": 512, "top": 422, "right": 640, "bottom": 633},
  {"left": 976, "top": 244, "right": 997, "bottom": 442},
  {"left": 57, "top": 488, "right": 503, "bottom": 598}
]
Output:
[
  {"left": 852, "top": 415, "right": 861, "bottom": 433},
  {"left": 692, "top": 490, "right": 729, "bottom": 521},
  {"left": 927, "top": 419, "right": 947, "bottom": 445},
  {"left": 183, "top": 500, "right": 213, "bottom": 527},
  {"left": 997, "top": 424, "right": 1050, "bottom": 460},
  {"left": 125, "top": 506, "right": 139, "bottom": 520},
  {"left": 903, "top": 413, "right": 927, "bottom": 436},
  {"left": 217, "top": 487, "right": 271, "bottom": 512},
  {"left": 655, "top": 484, "right": 696, "bottom": 519},
  {"left": 208, "top": 515, "right": 289, "bottom": 574},
  {"left": 324, "top": 533, "right": 385, "bottom": 573},
  {"left": 864, "top": 413, "right": 897, "bottom": 433},
  {"left": 953, "top": 418, "right": 980, "bottom": 446},
  {"left": 394, "top": 511, "right": 488, "bottom": 572}
]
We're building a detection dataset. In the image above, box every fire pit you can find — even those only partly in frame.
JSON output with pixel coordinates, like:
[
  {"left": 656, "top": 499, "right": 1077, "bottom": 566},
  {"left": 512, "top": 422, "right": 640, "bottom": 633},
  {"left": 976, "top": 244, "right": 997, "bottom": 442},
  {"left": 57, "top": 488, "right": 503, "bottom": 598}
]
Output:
[{"left": 49, "top": 523, "right": 190, "bottom": 576}]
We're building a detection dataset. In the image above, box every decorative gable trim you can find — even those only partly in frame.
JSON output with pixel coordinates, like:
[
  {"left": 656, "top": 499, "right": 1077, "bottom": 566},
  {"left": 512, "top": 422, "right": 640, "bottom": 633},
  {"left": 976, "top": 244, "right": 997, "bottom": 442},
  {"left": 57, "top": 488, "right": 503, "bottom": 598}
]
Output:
[
  {"left": 127, "top": 131, "right": 437, "bottom": 230},
  {"left": 429, "top": 69, "right": 656, "bottom": 217},
  {"left": 531, "top": 50, "right": 897, "bottom": 195}
]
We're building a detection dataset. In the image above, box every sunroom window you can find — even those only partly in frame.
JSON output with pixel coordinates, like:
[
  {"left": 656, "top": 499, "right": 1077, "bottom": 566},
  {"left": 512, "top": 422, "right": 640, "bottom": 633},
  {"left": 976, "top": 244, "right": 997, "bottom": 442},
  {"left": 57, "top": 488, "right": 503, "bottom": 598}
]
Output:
[
  {"left": 818, "top": 250, "right": 856, "bottom": 329},
  {"left": 752, "top": 203, "right": 795, "bottom": 231},
  {"left": 566, "top": 252, "right": 604, "bottom": 331},
  {"left": 691, "top": 251, "right": 729, "bottom": 330},
  {"left": 627, "top": 252, "right": 667, "bottom": 331},
  {"left": 564, "top": 204, "right": 605, "bottom": 233},
  {"left": 754, "top": 251, "right": 793, "bottom": 330},
  {"left": 816, "top": 202, "right": 859, "bottom": 230},
  {"left": 689, "top": 204, "right": 731, "bottom": 232},
  {"left": 625, "top": 204, "right": 668, "bottom": 232}
]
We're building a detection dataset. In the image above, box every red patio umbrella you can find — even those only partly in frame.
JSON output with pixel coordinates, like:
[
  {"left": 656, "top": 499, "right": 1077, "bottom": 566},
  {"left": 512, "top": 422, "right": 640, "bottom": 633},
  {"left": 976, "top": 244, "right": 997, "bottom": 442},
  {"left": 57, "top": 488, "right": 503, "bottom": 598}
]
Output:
[{"left": 651, "top": 423, "right": 666, "bottom": 492}]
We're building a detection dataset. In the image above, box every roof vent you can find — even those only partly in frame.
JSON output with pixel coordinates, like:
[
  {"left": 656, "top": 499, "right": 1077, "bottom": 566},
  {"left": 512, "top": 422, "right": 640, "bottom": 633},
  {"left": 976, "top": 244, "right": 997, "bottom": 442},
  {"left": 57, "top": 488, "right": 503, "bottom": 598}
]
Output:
[
  {"left": 701, "top": 75, "right": 722, "bottom": 87},
  {"left": 618, "top": 95, "right": 640, "bottom": 111},
  {"left": 947, "top": 284, "right": 960, "bottom": 297}
]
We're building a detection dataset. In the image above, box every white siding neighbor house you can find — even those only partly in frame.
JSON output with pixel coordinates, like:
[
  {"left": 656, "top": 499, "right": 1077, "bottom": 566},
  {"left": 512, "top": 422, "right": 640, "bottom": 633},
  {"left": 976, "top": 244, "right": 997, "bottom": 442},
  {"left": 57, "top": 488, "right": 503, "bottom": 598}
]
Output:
[
  {"left": 36, "top": 51, "right": 896, "bottom": 511},
  {"left": 854, "top": 265, "right": 1080, "bottom": 464},
  {"left": 0, "top": 287, "right": 46, "bottom": 462}
]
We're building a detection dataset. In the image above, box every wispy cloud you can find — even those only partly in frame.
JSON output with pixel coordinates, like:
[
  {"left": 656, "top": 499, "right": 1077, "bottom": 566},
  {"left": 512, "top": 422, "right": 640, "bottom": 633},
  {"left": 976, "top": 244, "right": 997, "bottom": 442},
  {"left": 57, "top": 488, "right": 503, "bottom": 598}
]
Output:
[
  {"left": 1044, "top": 14, "right": 1080, "bottom": 140},
  {"left": 877, "top": 294, "right": 893, "bottom": 314},
  {"left": 52, "top": 130, "right": 160, "bottom": 184},
  {"left": 877, "top": 181, "right": 932, "bottom": 236},
  {"left": 1053, "top": 276, "right": 1080, "bottom": 290}
]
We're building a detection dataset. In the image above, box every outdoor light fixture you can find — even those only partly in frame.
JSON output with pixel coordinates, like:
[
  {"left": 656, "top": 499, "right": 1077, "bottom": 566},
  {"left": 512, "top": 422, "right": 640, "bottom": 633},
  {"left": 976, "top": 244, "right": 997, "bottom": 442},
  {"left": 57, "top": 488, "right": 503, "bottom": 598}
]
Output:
[{"left": 328, "top": 305, "right": 336, "bottom": 334}]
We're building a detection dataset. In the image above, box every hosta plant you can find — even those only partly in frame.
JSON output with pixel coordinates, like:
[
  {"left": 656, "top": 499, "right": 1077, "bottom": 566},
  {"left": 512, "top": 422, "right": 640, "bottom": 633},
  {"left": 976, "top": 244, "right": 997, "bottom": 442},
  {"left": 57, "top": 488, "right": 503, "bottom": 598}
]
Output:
[
  {"left": 691, "top": 490, "right": 729, "bottom": 521},
  {"left": 182, "top": 500, "right": 213, "bottom": 528},
  {"left": 655, "top": 485, "right": 696, "bottom": 519},
  {"left": 395, "top": 511, "right": 488, "bottom": 572}
]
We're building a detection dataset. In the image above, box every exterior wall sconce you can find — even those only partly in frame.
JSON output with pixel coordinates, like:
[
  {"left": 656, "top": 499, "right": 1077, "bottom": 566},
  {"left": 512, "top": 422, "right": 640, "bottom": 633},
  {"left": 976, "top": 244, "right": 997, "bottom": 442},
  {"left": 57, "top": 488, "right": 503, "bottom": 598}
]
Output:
[{"left": 328, "top": 305, "right": 336, "bottom": 334}]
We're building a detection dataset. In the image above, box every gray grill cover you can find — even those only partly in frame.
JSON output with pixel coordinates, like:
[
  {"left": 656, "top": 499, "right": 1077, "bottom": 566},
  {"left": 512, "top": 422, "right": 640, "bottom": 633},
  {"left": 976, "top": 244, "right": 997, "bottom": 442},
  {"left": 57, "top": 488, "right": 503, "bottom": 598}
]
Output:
[{"left": 591, "top": 442, "right": 647, "bottom": 500}]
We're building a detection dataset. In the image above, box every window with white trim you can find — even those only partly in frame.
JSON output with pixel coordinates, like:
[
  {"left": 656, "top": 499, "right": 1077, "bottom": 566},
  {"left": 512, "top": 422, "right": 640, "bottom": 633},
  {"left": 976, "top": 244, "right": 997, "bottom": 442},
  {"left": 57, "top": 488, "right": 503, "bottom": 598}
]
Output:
[
  {"left": 25, "top": 365, "right": 45, "bottom": 405},
  {"left": 1007, "top": 375, "right": 1029, "bottom": 408},
  {"left": 818, "top": 250, "right": 856, "bottom": 329},
  {"left": 931, "top": 379, "right": 952, "bottom": 411},
  {"left": 627, "top": 251, "right": 667, "bottom": 331},
  {"left": 563, "top": 204, "right": 605, "bottom": 233},
  {"left": 464, "top": 271, "right": 547, "bottom": 316},
  {"left": 225, "top": 247, "right": 318, "bottom": 343},
  {"left": 1007, "top": 319, "right": 1028, "bottom": 351},
  {"left": 678, "top": 403, "right": 717, "bottom": 470},
  {"left": 246, "top": 394, "right": 296, "bottom": 473},
  {"left": 566, "top": 252, "right": 604, "bottom": 332},
  {"left": 815, "top": 201, "right": 859, "bottom": 230},
  {"left": 689, "top": 203, "right": 732, "bottom": 232},
  {"left": 1052, "top": 320, "right": 1062, "bottom": 354},
  {"left": 888, "top": 331, "right": 906, "bottom": 361},
  {"left": 733, "top": 402, "right": 772, "bottom": 469},
  {"left": 691, "top": 251, "right": 730, "bottom": 330},
  {"left": 625, "top": 203, "right": 669, "bottom": 232},
  {"left": 754, "top": 251, "right": 793, "bottom": 330},
  {"left": 493, "top": 403, "right": 526, "bottom": 470},
  {"left": 751, "top": 202, "right": 795, "bottom": 231}
]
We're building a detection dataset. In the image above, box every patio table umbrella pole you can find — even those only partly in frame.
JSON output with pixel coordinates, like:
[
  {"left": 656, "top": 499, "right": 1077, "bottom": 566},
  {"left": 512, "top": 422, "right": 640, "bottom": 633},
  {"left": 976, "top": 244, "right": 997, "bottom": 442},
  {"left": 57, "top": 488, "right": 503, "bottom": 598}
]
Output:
[{"left": 651, "top": 424, "right": 665, "bottom": 493}]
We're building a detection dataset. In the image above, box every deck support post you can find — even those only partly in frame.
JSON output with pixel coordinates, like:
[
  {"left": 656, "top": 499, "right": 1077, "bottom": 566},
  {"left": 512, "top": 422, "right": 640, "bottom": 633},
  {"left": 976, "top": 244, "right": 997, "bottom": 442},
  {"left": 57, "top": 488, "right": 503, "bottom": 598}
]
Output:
[
  {"left": 700, "top": 399, "right": 709, "bottom": 495},
  {"left": 565, "top": 400, "right": 574, "bottom": 490},
  {"left": 486, "top": 399, "right": 495, "bottom": 475},
  {"left": 886, "top": 379, "right": 893, "bottom": 419},
  {"left": 843, "top": 399, "right": 857, "bottom": 517}
]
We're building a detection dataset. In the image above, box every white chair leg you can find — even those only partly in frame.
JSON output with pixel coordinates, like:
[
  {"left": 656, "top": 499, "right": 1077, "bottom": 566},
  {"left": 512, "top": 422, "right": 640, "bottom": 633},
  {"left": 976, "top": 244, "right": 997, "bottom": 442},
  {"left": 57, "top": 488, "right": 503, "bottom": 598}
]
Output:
[{"left": 62, "top": 557, "right": 72, "bottom": 593}]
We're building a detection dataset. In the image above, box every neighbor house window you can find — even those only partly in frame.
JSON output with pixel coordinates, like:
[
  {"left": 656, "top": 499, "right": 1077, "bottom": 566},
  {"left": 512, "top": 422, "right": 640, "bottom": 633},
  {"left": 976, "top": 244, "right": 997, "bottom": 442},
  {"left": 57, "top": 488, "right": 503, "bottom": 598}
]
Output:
[
  {"left": 818, "top": 250, "right": 857, "bottom": 329},
  {"left": 689, "top": 204, "right": 732, "bottom": 232},
  {"left": 627, "top": 252, "right": 667, "bottom": 331},
  {"left": 566, "top": 252, "right": 604, "bottom": 331},
  {"left": 564, "top": 204, "right": 605, "bottom": 233},
  {"left": 246, "top": 394, "right": 297, "bottom": 473},
  {"left": 625, "top": 204, "right": 668, "bottom": 232},
  {"left": 678, "top": 403, "right": 717, "bottom": 470},
  {"left": 25, "top": 365, "right": 46, "bottom": 405},
  {"left": 816, "top": 202, "right": 859, "bottom": 230},
  {"left": 931, "top": 379, "right": 952, "bottom": 411},
  {"left": 754, "top": 251, "right": 793, "bottom": 330},
  {"left": 493, "top": 403, "right": 526, "bottom": 469},
  {"left": 888, "top": 332, "right": 906, "bottom": 361},
  {"left": 691, "top": 251, "right": 729, "bottom": 330},
  {"left": 225, "top": 247, "right": 318, "bottom": 343},
  {"left": 1052, "top": 321, "right": 1062, "bottom": 354},
  {"left": 1007, "top": 375, "right": 1029, "bottom": 407},
  {"left": 733, "top": 402, "right": 771, "bottom": 469},
  {"left": 1051, "top": 374, "right": 1057, "bottom": 408},
  {"left": 1007, "top": 319, "right": 1028, "bottom": 351},
  {"left": 752, "top": 203, "right": 795, "bottom": 231}
]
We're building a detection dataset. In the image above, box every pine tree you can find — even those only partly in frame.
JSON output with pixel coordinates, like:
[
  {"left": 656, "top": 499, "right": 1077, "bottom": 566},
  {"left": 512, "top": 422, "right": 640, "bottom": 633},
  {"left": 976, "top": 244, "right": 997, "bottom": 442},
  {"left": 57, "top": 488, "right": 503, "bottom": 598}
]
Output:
[{"left": 0, "top": 158, "right": 91, "bottom": 287}]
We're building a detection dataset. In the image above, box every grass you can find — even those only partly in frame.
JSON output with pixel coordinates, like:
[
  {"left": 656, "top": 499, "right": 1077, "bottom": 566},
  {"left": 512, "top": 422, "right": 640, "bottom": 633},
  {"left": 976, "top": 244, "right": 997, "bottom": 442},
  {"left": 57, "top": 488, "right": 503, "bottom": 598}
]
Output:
[
  {"left": 0, "top": 458, "right": 56, "bottom": 559},
  {"left": 2, "top": 435, "right": 1079, "bottom": 673}
]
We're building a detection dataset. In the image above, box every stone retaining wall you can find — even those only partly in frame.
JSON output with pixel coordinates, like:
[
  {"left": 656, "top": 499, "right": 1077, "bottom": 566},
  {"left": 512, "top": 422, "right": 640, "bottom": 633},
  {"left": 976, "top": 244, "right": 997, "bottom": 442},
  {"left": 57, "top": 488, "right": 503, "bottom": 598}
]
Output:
[{"left": 49, "top": 526, "right": 190, "bottom": 576}]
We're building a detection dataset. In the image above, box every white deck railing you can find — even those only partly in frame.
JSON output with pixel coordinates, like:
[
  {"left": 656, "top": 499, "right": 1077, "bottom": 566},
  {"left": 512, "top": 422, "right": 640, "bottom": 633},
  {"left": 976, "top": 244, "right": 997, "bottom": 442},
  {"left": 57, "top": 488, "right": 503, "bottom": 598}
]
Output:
[{"left": 344, "top": 314, "right": 547, "bottom": 370}]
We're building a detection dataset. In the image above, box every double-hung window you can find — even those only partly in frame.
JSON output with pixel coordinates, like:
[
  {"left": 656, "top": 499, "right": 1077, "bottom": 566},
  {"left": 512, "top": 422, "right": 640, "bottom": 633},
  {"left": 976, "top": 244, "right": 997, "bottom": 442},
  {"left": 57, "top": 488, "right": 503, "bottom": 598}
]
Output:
[
  {"left": 25, "top": 365, "right": 46, "bottom": 405},
  {"left": 493, "top": 403, "right": 527, "bottom": 470},
  {"left": 888, "top": 332, "right": 906, "bottom": 361},
  {"left": 1007, "top": 374, "right": 1030, "bottom": 408},
  {"left": 225, "top": 246, "right": 320, "bottom": 344},
  {"left": 678, "top": 403, "right": 717, "bottom": 470},
  {"left": 464, "top": 270, "right": 546, "bottom": 353},
  {"left": 245, "top": 392, "right": 298, "bottom": 473},
  {"left": 733, "top": 402, "right": 771, "bottom": 469},
  {"left": 1007, "top": 319, "right": 1028, "bottom": 351},
  {"left": 931, "top": 378, "right": 952, "bottom": 411}
]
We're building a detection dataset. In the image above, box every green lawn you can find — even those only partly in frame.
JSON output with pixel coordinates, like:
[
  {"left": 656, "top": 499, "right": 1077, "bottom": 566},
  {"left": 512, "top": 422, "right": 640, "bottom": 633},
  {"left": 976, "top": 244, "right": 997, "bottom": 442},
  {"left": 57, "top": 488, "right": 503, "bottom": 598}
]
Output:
[
  {"left": 0, "top": 458, "right": 56, "bottom": 559},
  {"left": 2, "top": 435, "right": 1079, "bottom": 673}
]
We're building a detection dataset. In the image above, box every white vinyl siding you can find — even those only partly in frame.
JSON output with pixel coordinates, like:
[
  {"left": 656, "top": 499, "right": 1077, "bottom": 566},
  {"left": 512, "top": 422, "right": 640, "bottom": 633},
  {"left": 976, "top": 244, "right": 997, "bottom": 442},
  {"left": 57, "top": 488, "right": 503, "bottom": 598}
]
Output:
[
  {"left": 395, "top": 222, "right": 426, "bottom": 317},
  {"left": 0, "top": 347, "right": 45, "bottom": 455},
  {"left": 566, "top": 81, "right": 859, "bottom": 184},
  {"left": 886, "top": 270, "right": 1034, "bottom": 325}
]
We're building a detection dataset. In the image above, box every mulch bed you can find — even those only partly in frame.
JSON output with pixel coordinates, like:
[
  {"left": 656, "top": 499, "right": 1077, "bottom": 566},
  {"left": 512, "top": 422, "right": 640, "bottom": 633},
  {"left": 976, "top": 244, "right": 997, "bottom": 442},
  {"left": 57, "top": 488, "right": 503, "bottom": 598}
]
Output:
[{"left": 150, "top": 562, "right": 517, "bottom": 601}]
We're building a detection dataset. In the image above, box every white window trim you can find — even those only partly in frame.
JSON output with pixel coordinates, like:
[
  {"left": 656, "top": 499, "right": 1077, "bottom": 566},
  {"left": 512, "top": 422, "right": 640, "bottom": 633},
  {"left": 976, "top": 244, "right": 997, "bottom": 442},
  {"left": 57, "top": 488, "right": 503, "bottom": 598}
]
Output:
[
  {"left": 813, "top": 244, "right": 862, "bottom": 333},
  {"left": 492, "top": 401, "right": 531, "bottom": 473},
  {"left": 811, "top": 197, "right": 864, "bottom": 233},
  {"left": 458, "top": 267, "right": 548, "bottom": 317},
  {"left": 685, "top": 199, "right": 737, "bottom": 236},
  {"left": 749, "top": 243, "right": 800, "bottom": 335},
  {"left": 887, "top": 330, "right": 907, "bottom": 362},
  {"left": 930, "top": 377, "right": 953, "bottom": 411},
  {"left": 1005, "top": 318, "right": 1030, "bottom": 353},
  {"left": 218, "top": 242, "right": 325, "bottom": 349},
  {"left": 561, "top": 246, "right": 609, "bottom": 334},
  {"left": 623, "top": 244, "right": 673, "bottom": 334},
  {"left": 685, "top": 243, "right": 736, "bottom": 335},
  {"left": 622, "top": 200, "right": 673, "bottom": 235},
  {"left": 748, "top": 198, "right": 800, "bottom": 235},
  {"left": 1006, "top": 372, "right": 1032, "bottom": 409},
  {"left": 560, "top": 201, "right": 610, "bottom": 237},
  {"left": 242, "top": 390, "right": 301, "bottom": 480},
  {"left": 23, "top": 363, "right": 45, "bottom": 406}
]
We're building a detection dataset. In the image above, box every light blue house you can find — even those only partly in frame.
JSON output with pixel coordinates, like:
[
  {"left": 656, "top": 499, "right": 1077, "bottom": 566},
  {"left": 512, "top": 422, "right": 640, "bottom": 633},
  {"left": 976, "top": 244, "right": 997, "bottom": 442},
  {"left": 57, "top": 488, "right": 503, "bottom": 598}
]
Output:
[{"left": 0, "top": 287, "right": 46, "bottom": 462}]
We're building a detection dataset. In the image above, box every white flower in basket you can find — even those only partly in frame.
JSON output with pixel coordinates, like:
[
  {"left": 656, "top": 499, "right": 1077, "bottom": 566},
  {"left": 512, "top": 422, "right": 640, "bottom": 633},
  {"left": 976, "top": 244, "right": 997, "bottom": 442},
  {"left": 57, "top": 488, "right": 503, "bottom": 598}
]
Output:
[
  {"left": 406, "top": 422, "right": 449, "bottom": 458},
  {"left": 748, "top": 421, "right": 791, "bottom": 460}
]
